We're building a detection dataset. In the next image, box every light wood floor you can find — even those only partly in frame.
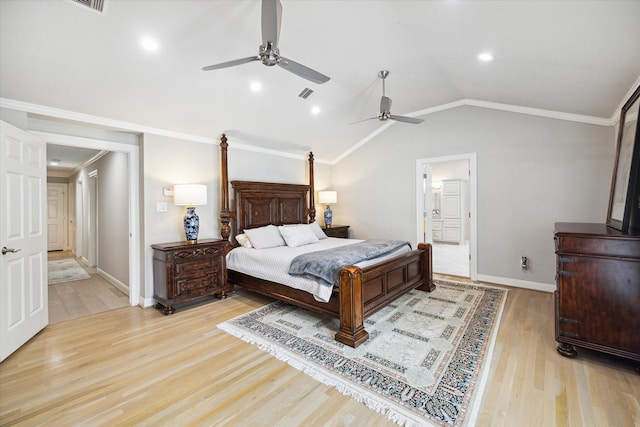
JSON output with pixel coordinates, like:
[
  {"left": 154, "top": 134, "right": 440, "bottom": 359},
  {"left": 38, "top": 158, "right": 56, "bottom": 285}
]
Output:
[
  {"left": 1, "top": 277, "right": 638, "bottom": 426},
  {"left": 47, "top": 251, "right": 129, "bottom": 324}
]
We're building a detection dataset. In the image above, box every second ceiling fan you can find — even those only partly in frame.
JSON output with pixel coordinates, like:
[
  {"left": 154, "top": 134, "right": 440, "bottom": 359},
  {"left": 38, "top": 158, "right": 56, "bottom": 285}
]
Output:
[
  {"left": 353, "top": 70, "right": 424, "bottom": 124},
  {"left": 201, "top": 0, "right": 330, "bottom": 85}
]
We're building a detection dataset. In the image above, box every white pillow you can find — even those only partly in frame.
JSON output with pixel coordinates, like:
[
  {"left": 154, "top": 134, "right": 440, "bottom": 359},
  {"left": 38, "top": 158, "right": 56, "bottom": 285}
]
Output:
[
  {"left": 243, "top": 225, "right": 286, "bottom": 249},
  {"left": 235, "top": 233, "right": 253, "bottom": 248},
  {"left": 308, "top": 221, "right": 328, "bottom": 240},
  {"left": 278, "top": 225, "right": 319, "bottom": 247},
  {"left": 284, "top": 222, "right": 327, "bottom": 240}
]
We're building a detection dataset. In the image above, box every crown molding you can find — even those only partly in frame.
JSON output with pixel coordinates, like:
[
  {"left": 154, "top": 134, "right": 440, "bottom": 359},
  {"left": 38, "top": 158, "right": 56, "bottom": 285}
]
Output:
[
  {"left": 0, "top": 98, "right": 332, "bottom": 164},
  {"left": 610, "top": 76, "right": 640, "bottom": 127},
  {"left": 461, "top": 99, "right": 611, "bottom": 126},
  {"left": 0, "top": 95, "right": 618, "bottom": 167}
]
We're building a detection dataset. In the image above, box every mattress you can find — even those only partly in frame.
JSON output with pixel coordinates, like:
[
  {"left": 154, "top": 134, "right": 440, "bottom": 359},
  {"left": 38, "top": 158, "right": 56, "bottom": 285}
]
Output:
[{"left": 226, "top": 237, "right": 411, "bottom": 302}]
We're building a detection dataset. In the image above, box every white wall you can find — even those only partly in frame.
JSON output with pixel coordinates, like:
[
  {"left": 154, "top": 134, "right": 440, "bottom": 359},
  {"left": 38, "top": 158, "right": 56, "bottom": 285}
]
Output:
[
  {"left": 331, "top": 105, "right": 615, "bottom": 285},
  {"left": 95, "top": 151, "right": 129, "bottom": 285},
  {"left": 140, "top": 134, "right": 331, "bottom": 304}
]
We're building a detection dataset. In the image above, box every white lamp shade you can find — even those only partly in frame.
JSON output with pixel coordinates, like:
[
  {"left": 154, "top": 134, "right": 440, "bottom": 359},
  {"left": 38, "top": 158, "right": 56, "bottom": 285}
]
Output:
[
  {"left": 318, "top": 191, "right": 337, "bottom": 204},
  {"left": 174, "top": 184, "right": 207, "bottom": 206}
]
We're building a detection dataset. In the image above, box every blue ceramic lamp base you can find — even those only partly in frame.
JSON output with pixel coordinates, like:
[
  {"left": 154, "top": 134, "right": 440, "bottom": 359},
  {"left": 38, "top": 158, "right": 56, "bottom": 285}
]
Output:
[
  {"left": 324, "top": 205, "right": 333, "bottom": 227},
  {"left": 184, "top": 206, "right": 200, "bottom": 243}
]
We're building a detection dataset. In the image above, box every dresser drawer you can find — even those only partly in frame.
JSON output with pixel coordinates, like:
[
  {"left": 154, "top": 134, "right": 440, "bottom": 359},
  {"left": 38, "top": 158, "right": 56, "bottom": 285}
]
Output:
[
  {"left": 443, "top": 219, "right": 460, "bottom": 228},
  {"left": 556, "top": 234, "right": 640, "bottom": 258},
  {"left": 432, "top": 221, "right": 442, "bottom": 231},
  {"left": 443, "top": 227, "right": 461, "bottom": 242}
]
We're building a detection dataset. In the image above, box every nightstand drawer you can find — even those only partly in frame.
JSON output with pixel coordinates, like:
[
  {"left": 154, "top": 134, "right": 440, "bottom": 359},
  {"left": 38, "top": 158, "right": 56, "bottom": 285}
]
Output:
[
  {"left": 176, "top": 271, "right": 222, "bottom": 298},
  {"left": 173, "top": 246, "right": 223, "bottom": 263},
  {"left": 175, "top": 259, "right": 218, "bottom": 276},
  {"left": 322, "top": 225, "right": 350, "bottom": 238}
]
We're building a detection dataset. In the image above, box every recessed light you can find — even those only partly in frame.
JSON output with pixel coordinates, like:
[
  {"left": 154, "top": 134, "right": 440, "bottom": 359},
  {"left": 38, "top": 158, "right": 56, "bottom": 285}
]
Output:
[
  {"left": 250, "top": 81, "right": 262, "bottom": 92},
  {"left": 50, "top": 159, "right": 60, "bottom": 166},
  {"left": 478, "top": 52, "right": 495, "bottom": 62},
  {"left": 140, "top": 37, "right": 159, "bottom": 53},
  {"left": 311, "top": 106, "right": 321, "bottom": 115}
]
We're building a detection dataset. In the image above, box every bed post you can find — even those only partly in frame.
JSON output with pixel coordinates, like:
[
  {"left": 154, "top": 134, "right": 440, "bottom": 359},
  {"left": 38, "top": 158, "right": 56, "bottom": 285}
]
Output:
[
  {"left": 308, "top": 152, "right": 316, "bottom": 223},
  {"left": 417, "top": 243, "right": 436, "bottom": 292},
  {"left": 335, "top": 266, "right": 369, "bottom": 348},
  {"left": 220, "top": 134, "right": 232, "bottom": 245}
]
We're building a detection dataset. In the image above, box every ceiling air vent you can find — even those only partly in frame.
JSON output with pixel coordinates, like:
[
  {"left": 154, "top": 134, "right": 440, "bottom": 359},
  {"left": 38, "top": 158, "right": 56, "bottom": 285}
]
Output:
[
  {"left": 70, "top": 0, "right": 106, "bottom": 13},
  {"left": 298, "top": 88, "right": 314, "bottom": 100}
]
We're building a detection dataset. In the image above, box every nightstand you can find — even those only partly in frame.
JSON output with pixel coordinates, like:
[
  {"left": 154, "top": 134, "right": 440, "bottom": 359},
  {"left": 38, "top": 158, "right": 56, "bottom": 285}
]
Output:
[
  {"left": 322, "top": 225, "right": 350, "bottom": 238},
  {"left": 151, "top": 239, "right": 231, "bottom": 314}
]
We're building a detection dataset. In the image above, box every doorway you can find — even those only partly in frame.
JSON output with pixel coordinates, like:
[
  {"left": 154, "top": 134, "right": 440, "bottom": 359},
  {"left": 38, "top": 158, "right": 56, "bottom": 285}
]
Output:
[
  {"left": 416, "top": 153, "right": 477, "bottom": 280},
  {"left": 37, "top": 131, "right": 140, "bottom": 307}
]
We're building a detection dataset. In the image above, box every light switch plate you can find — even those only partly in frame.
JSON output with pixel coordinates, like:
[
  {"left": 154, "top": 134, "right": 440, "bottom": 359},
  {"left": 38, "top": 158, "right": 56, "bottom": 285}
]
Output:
[{"left": 156, "top": 202, "right": 168, "bottom": 213}]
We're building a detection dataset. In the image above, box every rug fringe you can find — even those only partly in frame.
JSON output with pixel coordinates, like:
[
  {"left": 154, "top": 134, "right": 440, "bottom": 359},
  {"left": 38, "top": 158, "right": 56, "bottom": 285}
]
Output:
[{"left": 218, "top": 322, "right": 430, "bottom": 427}]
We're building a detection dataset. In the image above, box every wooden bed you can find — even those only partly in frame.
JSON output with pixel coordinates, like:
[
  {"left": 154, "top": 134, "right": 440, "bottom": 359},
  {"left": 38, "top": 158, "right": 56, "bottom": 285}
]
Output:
[{"left": 218, "top": 134, "right": 434, "bottom": 347}]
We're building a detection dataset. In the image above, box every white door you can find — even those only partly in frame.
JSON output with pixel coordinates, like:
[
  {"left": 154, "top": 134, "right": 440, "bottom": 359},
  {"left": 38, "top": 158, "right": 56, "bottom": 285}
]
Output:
[
  {"left": 0, "top": 121, "right": 48, "bottom": 362},
  {"left": 47, "top": 183, "right": 66, "bottom": 251}
]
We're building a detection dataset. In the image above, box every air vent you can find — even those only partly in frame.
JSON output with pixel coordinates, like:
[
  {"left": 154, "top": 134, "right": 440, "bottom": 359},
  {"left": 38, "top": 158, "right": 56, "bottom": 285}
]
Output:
[
  {"left": 70, "top": 0, "right": 106, "bottom": 13},
  {"left": 298, "top": 88, "right": 314, "bottom": 100}
]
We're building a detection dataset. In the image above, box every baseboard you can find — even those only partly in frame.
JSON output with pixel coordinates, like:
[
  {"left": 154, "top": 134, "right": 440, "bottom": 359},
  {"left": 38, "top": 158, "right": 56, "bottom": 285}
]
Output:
[
  {"left": 140, "top": 297, "right": 156, "bottom": 308},
  {"left": 96, "top": 268, "right": 129, "bottom": 295},
  {"left": 476, "top": 274, "right": 555, "bottom": 293}
]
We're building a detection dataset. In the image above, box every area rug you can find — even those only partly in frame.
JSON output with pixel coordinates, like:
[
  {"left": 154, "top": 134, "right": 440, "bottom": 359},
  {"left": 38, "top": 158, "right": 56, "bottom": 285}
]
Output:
[
  {"left": 218, "top": 279, "right": 507, "bottom": 427},
  {"left": 48, "top": 259, "right": 91, "bottom": 285}
]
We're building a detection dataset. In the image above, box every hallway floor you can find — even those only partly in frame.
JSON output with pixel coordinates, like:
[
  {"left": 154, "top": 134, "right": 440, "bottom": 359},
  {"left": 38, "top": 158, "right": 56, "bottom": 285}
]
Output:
[{"left": 47, "top": 251, "right": 129, "bottom": 324}]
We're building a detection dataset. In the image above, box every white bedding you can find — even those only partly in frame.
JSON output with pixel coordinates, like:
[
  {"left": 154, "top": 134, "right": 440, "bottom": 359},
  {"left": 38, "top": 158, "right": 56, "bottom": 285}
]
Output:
[{"left": 226, "top": 237, "right": 411, "bottom": 302}]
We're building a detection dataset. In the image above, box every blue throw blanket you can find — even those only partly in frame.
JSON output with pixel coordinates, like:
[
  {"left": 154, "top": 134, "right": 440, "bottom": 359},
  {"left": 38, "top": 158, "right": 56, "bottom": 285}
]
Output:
[{"left": 288, "top": 240, "right": 410, "bottom": 287}]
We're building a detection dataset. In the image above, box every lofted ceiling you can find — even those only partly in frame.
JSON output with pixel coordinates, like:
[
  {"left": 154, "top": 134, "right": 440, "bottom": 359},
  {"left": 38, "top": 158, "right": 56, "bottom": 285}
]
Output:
[{"left": 1, "top": 0, "right": 639, "bottom": 163}]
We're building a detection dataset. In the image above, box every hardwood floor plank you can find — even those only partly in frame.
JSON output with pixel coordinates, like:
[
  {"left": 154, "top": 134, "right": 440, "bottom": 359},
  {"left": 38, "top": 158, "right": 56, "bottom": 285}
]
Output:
[{"left": 1, "top": 281, "right": 639, "bottom": 427}]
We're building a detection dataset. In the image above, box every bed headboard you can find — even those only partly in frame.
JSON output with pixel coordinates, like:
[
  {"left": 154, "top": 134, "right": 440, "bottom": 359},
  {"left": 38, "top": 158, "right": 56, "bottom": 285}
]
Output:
[
  {"left": 219, "top": 134, "right": 316, "bottom": 244},
  {"left": 231, "top": 181, "right": 310, "bottom": 234}
]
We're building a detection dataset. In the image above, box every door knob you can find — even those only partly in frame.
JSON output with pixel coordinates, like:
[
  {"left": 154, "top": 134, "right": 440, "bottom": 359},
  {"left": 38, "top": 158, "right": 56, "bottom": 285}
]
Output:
[{"left": 1, "top": 247, "right": 21, "bottom": 255}]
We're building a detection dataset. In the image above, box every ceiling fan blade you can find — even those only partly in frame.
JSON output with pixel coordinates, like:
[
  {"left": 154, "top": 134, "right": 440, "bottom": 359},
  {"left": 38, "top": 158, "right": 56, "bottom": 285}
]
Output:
[
  {"left": 278, "top": 57, "right": 330, "bottom": 84},
  {"left": 201, "top": 56, "right": 260, "bottom": 71},
  {"left": 347, "top": 116, "right": 378, "bottom": 125},
  {"left": 380, "top": 96, "right": 392, "bottom": 114},
  {"left": 389, "top": 115, "right": 424, "bottom": 124},
  {"left": 262, "top": 0, "right": 282, "bottom": 46}
]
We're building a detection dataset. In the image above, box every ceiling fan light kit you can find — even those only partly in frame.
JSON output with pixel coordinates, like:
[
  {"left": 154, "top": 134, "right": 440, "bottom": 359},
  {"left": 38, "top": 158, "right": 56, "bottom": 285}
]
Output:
[{"left": 201, "top": 0, "right": 330, "bottom": 84}]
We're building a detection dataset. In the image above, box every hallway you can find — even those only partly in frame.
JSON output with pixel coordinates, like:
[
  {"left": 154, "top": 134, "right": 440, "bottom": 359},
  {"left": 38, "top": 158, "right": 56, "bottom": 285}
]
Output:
[{"left": 48, "top": 251, "right": 129, "bottom": 324}]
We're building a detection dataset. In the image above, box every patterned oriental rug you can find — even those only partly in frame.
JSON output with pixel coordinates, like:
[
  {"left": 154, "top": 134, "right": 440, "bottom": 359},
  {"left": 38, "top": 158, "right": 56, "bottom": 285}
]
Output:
[
  {"left": 218, "top": 279, "right": 508, "bottom": 427},
  {"left": 48, "top": 259, "right": 91, "bottom": 285}
]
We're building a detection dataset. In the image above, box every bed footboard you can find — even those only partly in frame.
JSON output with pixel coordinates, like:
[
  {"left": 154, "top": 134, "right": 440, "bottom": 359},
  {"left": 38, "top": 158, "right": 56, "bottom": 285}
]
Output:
[{"left": 334, "top": 243, "right": 434, "bottom": 347}]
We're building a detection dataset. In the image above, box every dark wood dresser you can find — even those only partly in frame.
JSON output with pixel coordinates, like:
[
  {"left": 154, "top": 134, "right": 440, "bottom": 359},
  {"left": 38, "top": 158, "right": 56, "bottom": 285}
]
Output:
[
  {"left": 322, "top": 225, "right": 349, "bottom": 238},
  {"left": 554, "top": 222, "right": 640, "bottom": 362},
  {"left": 151, "top": 239, "right": 231, "bottom": 314}
]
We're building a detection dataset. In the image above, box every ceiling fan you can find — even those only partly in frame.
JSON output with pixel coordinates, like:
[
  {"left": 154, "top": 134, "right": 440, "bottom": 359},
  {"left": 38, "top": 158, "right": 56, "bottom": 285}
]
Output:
[
  {"left": 201, "top": 0, "right": 330, "bottom": 84},
  {"left": 352, "top": 70, "right": 424, "bottom": 124}
]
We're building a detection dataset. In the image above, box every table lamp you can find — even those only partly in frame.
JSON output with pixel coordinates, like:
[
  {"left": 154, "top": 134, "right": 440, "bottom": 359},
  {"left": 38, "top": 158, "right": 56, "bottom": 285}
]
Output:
[
  {"left": 174, "top": 184, "right": 207, "bottom": 243},
  {"left": 318, "top": 190, "right": 337, "bottom": 227}
]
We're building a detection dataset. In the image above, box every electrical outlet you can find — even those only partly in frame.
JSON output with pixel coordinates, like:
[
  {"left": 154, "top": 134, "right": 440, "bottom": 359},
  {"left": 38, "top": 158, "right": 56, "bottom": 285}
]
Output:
[{"left": 520, "top": 256, "right": 528, "bottom": 270}]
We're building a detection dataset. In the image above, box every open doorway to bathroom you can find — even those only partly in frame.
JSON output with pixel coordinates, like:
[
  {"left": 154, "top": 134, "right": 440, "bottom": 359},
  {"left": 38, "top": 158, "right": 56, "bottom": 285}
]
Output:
[{"left": 416, "top": 154, "right": 477, "bottom": 280}]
